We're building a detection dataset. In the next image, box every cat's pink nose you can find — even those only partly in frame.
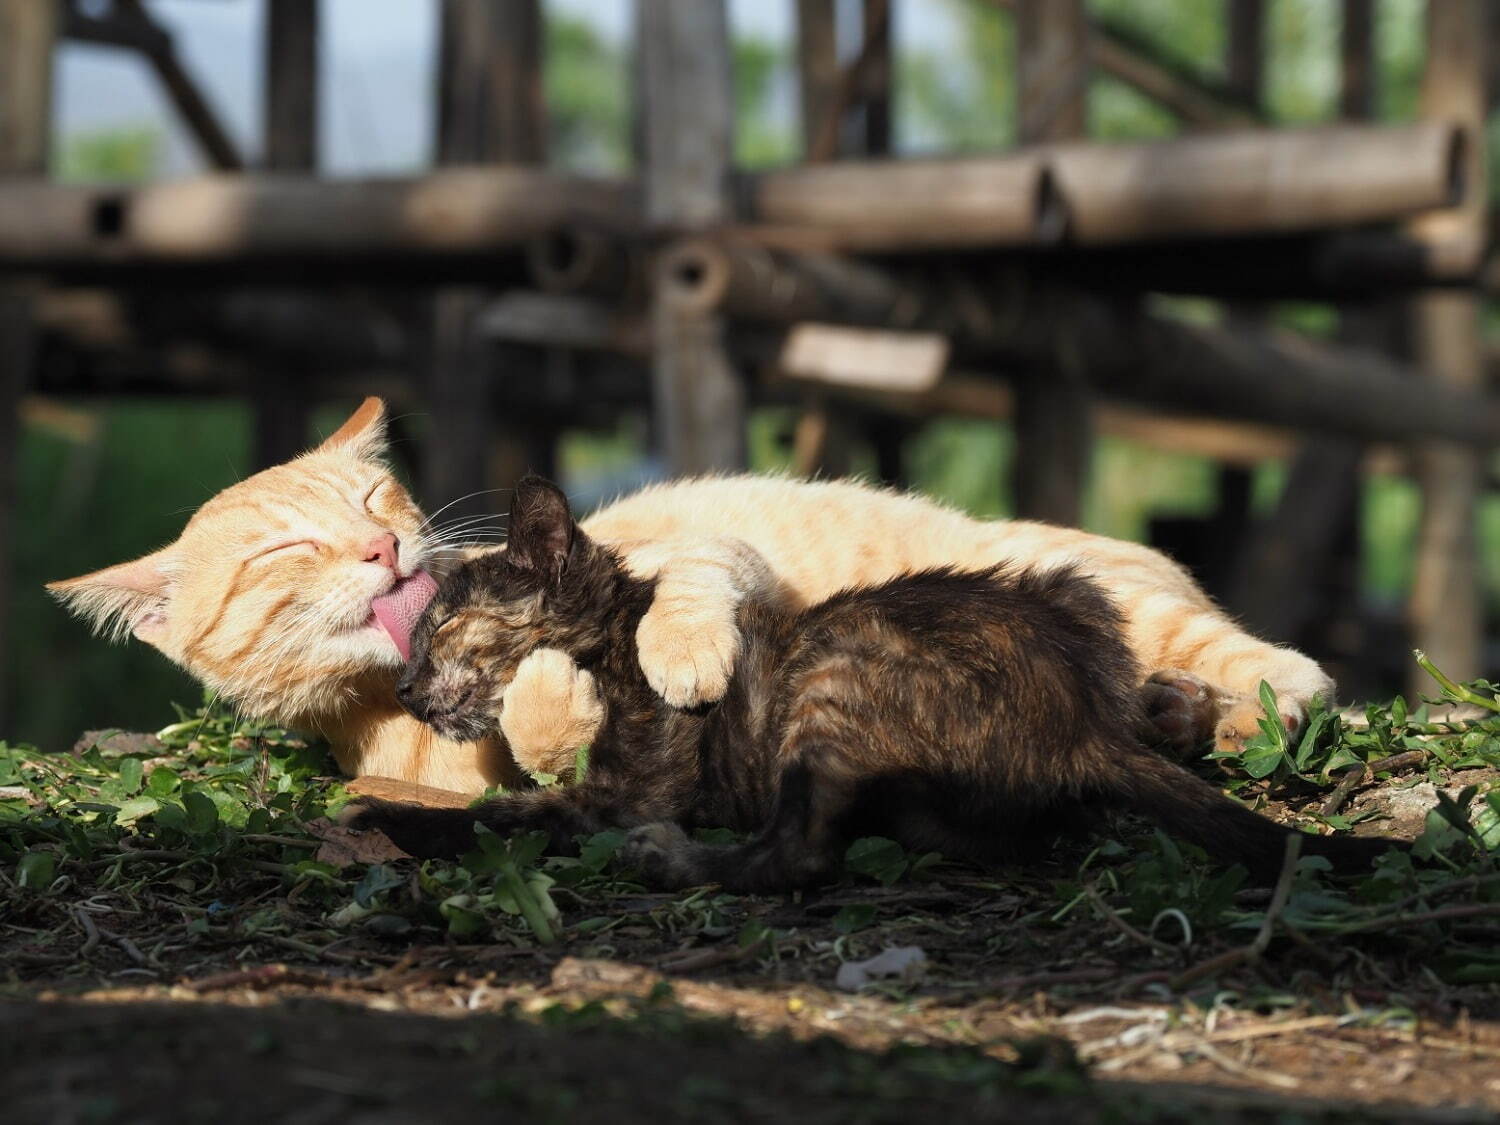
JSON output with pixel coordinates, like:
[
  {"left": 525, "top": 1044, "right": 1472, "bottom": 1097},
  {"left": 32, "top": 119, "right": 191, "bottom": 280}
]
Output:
[{"left": 362, "top": 533, "right": 399, "bottom": 571}]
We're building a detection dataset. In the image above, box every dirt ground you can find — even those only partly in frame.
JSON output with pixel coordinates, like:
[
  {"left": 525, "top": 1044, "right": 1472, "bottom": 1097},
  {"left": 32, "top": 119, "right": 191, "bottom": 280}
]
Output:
[
  {"left": 9, "top": 717, "right": 1500, "bottom": 1122},
  {"left": 8, "top": 870, "right": 1500, "bottom": 1123}
]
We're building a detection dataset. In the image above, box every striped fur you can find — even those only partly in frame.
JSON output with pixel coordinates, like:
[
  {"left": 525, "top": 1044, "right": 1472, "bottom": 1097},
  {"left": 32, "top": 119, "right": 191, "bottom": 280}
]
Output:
[{"left": 49, "top": 397, "right": 1333, "bottom": 794}]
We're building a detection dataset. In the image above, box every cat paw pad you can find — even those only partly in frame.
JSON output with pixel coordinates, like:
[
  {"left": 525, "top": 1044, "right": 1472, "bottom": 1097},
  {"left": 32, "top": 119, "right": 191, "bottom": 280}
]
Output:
[
  {"left": 1139, "top": 669, "right": 1217, "bottom": 755},
  {"left": 636, "top": 610, "right": 740, "bottom": 709}
]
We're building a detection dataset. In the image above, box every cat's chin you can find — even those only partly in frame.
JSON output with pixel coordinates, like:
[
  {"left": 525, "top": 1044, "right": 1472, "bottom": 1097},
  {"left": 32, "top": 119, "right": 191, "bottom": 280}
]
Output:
[{"left": 328, "top": 619, "right": 408, "bottom": 669}]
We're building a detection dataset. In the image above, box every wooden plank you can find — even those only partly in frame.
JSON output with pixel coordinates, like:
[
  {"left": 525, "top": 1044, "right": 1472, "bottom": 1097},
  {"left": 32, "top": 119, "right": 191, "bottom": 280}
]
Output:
[
  {"left": 1409, "top": 0, "right": 1488, "bottom": 691},
  {"left": 639, "top": 0, "right": 745, "bottom": 473},
  {"left": 1012, "top": 0, "right": 1090, "bottom": 526}
]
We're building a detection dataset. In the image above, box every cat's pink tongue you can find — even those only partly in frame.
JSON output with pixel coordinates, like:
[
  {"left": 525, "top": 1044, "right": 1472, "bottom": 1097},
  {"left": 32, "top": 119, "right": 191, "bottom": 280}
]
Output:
[{"left": 370, "top": 570, "right": 439, "bottom": 661}]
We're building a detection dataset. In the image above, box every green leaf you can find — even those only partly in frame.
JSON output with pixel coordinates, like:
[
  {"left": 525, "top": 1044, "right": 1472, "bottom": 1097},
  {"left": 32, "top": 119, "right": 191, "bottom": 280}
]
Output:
[
  {"left": 845, "top": 836, "right": 908, "bottom": 885},
  {"left": 146, "top": 767, "right": 180, "bottom": 797},
  {"left": 353, "top": 864, "right": 406, "bottom": 908},
  {"left": 578, "top": 829, "right": 624, "bottom": 873},
  {"left": 573, "top": 744, "right": 591, "bottom": 781},
  {"left": 440, "top": 894, "right": 487, "bottom": 937},
  {"left": 16, "top": 850, "right": 55, "bottom": 891},
  {"left": 117, "top": 757, "right": 144, "bottom": 794},
  {"left": 1241, "top": 742, "right": 1285, "bottom": 779},
  {"left": 114, "top": 796, "right": 161, "bottom": 826},
  {"left": 182, "top": 790, "right": 219, "bottom": 836}
]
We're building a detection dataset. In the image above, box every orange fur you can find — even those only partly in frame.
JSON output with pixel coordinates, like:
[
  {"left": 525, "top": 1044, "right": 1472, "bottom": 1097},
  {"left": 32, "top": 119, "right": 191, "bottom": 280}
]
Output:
[{"left": 50, "top": 399, "right": 1332, "bottom": 793}]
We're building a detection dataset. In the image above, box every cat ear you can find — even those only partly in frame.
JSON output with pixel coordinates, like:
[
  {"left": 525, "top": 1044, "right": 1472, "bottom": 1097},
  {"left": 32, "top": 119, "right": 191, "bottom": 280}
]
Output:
[
  {"left": 46, "top": 548, "right": 178, "bottom": 651},
  {"left": 314, "top": 396, "right": 387, "bottom": 461},
  {"left": 506, "top": 477, "right": 577, "bottom": 580}
]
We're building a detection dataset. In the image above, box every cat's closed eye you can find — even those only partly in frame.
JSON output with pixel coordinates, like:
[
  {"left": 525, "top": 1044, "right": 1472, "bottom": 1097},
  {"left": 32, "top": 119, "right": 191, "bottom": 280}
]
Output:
[
  {"left": 253, "top": 539, "right": 319, "bottom": 561},
  {"left": 362, "top": 479, "right": 391, "bottom": 512}
]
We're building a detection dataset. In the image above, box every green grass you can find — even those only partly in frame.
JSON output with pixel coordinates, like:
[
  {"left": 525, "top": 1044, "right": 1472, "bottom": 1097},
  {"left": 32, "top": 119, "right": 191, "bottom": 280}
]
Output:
[{"left": 8, "top": 660, "right": 1500, "bottom": 990}]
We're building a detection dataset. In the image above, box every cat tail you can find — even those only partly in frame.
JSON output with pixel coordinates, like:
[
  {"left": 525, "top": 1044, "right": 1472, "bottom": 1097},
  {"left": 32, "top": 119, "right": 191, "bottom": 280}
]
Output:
[{"left": 1108, "top": 747, "right": 1404, "bottom": 881}]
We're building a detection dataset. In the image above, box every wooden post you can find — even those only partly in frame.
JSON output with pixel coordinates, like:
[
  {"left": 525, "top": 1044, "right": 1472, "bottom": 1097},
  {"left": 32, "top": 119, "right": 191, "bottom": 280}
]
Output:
[
  {"left": 426, "top": 0, "right": 549, "bottom": 521},
  {"left": 860, "top": 0, "right": 892, "bottom": 156},
  {"left": 1229, "top": 0, "right": 1372, "bottom": 649},
  {"left": 639, "top": 0, "right": 746, "bottom": 473},
  {"left": 0, "top": 0, "right": 54, "bottom": 734},
  {"left": 1012, "top": 0, "right": 1090, "bottom": 524},
  {"left": 252, "top": 0, "right": 320, "bottom": 469},
  {"left": 1212, "top": 0, "right": 1264, "bottom": 597},
  {"left": 1409, "top": 0, "right": 1488, "bottom": 691},
  {"left": 797, "top": 0, "right": 839, "bottom": 161}
]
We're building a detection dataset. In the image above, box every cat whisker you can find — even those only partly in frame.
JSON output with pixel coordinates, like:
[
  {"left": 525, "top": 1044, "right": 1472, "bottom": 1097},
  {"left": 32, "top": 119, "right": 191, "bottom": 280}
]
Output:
[{"left": 417, "top": 489, "right": 510, "bottom": 534}]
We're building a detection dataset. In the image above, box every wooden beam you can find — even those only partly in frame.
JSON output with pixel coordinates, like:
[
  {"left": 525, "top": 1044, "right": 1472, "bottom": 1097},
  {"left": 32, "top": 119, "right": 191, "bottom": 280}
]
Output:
[
  {"left": 115, "top": 0, "right": 243, "bottom": 171},
  {"left": 1409, "top": 0, "right": 1489, "bottom": 692},
  {"left": 639, "top": 0, "right": 746, "bottom": 473},
  {"left": 0, "top": 171, "right": 633, "bottom": 267},
  {"left": 1013, "top": 0, "right": 1090, "bottom": 526}
]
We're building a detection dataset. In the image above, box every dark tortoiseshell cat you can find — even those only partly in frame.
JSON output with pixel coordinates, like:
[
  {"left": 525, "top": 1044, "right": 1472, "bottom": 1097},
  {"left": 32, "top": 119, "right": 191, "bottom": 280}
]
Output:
[{"left": 345, "top": 478, "right": 1400, "bottom": 890}]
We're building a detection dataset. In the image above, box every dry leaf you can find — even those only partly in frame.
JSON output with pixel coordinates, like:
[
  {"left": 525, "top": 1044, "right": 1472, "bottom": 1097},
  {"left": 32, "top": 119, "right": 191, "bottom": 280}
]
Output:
[{"left": 305, "top": 816, "right": 411, "bottom": 868}]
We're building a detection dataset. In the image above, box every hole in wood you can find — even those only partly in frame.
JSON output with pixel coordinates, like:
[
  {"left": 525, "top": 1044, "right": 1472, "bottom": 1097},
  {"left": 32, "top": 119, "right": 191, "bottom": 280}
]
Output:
[
  {"left": 1034, "top": 167, "right": 1072, "bottom": 244},
  {"left": 92, "top": 196, "right": 127, "bottom": 239},
  {"left": 1444, "top": 125, "right": 1468, "bottom": 207}
]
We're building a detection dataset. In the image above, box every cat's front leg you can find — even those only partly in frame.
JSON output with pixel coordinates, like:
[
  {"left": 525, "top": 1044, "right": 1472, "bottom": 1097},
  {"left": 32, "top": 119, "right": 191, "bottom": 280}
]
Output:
[
  {"left": 499, "top": 648, "right": 604, "bottom": 777},
  {"left": 617, "top": 537, "right": 787, "bottom": 708}
]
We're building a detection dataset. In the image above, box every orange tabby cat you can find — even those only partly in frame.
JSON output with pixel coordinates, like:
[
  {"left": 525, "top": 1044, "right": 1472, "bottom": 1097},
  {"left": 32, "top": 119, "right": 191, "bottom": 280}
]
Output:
[{"left": 50, "top": 397, "right": 1330, "bottom": 792}]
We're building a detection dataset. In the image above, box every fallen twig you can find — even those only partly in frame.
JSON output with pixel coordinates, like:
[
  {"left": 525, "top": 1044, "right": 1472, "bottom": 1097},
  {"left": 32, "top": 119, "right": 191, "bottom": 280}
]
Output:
[
  {"left": 1082, "top": 882, "right": 1180, "bottom": 957},
  {"left": 1170, "top": 834, "right": 1301, "bottom": 991},
  {"left": 1321, "top": 750, "right": 1430, "bottom": 818}
]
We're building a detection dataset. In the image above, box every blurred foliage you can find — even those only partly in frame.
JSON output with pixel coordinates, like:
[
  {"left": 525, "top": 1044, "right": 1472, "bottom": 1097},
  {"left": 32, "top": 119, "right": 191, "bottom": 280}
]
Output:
[{"left": 55, "top": 126, "right": 161, "bottom": 183}]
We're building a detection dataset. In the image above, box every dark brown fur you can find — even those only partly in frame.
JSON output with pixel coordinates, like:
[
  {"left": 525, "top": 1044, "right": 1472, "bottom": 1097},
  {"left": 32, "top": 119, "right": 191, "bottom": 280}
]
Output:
[{"left": 347, "top": 478, "right": 1403, "bottom": 891}]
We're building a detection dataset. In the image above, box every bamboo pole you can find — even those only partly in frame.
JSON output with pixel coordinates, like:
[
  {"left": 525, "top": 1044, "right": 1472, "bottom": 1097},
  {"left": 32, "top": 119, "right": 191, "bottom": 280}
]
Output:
[
  {"left": 1048, "top": 121, "right": 1463, "bottom": 244},
  {"left": 0, "top": 170, "right": 635, "bottom": 266}
]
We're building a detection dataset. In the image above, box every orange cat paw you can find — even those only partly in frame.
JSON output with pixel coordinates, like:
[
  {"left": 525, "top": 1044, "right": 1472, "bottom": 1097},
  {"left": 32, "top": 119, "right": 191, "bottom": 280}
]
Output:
[
  {"left": 1212, "top": 694, "right": 1305, "bottom": 756},
  {"left": 636, "top": 608, "right": 741, "bottom": 709},
  {"left": 500, "top": 648, "right": 604, "bottom": 777}
]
